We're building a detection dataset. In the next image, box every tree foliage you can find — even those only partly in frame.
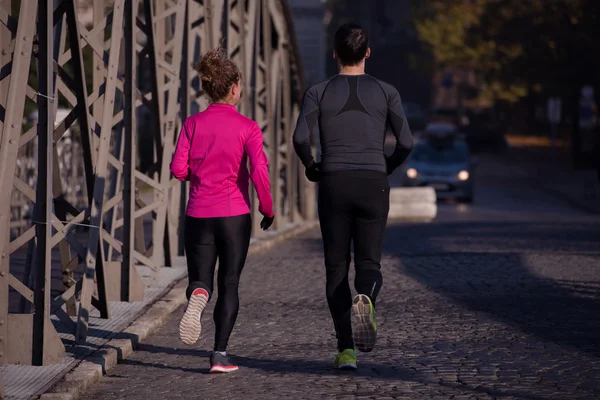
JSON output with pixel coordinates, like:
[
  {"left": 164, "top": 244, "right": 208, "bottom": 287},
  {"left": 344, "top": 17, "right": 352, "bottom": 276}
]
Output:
[{"left": 414, "top": 0, "right": 600, "bottom": 103}]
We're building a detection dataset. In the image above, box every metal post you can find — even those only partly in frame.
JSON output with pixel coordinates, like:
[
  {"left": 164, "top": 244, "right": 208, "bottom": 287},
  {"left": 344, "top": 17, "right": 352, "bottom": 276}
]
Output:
[
  {"left": 0, "top": 0, "right": 11, "bottom": 138},
  {"left": 152, "top": 0, "right": 168, "bottom": 269},
  {"left": 76, "top": 0, "right": 126, "bottom": 344},
  {"left": 282, "top": 44, "right": 295, "bottom": 223},
  {"left": 169, "top": 1, "right": 187, "bottom": 264},
  {"left": 0, "top": 0, "right": 12, "bottom": 369},
  {"left": 248, "top": 0, "right": 263, "bottom": 235},
  {"left": 272, "top": 58, "right": 283, "bottom": 229},
  {"left": 210, "top": 0, "right": 224, "bottom": 47},
  {"left": 262, "top": 0, "right": 274, "bottom": 234},
  {"left": 63, "top": 0, "right": 110, "bottom": 325},
  {"left": 64, "top": 9, "right": 94, "bottom": 210},
  {"left": 92, "top": 0, "right": 105, "bottom": 168},
  {"left": 245, "top": 0, "right": 258, "bottom": 109},
  {"left": 50, "top": 1, "right": 76, "bottom": 317},
  {"left": 122, "top": 0, "right": 136, "bottom": 301},
  {"left": 227, "top": 0, "right": 249, "bottom": 116},
  {"left": 105, "top": 11, "right": 126, "bottom": 265},
  {"left": 178, "top": 2, "right": 190, "bottom": 257},
  {"left": 143, "top": 0, "right": 165, "bottom": 271},
  {"left": 0, "top": 0, "right": 37, "bottom": 367},
  {"left": 33, "top": 0, "right": 54, "bottom": 366},
  {"left": 164, "top": 1, "right": 187, "bottom": 265},
  {"left": 145, "top": 0, "right": 186, "bottom": 269}
]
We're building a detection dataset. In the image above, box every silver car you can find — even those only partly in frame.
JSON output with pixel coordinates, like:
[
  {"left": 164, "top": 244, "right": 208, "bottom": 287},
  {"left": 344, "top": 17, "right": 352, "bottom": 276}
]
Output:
[{"left": 401, "top": 134, "right": 476, "bottom": 203}]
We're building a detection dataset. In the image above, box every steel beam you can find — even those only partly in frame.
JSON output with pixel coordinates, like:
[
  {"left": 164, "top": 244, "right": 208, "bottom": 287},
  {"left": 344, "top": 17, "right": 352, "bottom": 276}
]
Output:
[
  {"left": 262, "top": 0, "right": 275, "bottom": 233},
  {"left": 0, "top": 0, "right": 10, "bottom": 138},
  {"left": 32, "top": 0, "right": 55, "bottom": 366},
  {"left": 210, "top": 0, "right": 224, "bottom": 47},
  {"left": 271, "top": 48, "right": 283, "bottom": 230},
  {"left": 282, "top": 41, "right": 296, "bottom": 222},
  {"left": 178, "top": 2, "right": 190, "bottom": 256},
  {"left": 227, "top": 0, "right": 249, "bottom": 116},
  {"left": 1, "top": 0, "right": 310, "bottom": 366},
  {"left": 91, "top": 0, "right": 105, "bottom": 168},
  {"left": 187, "top": 0, "right": 214, "bottom": 114},
  {"left": 50, "top": 4, "right": 78, "bottom": 318},
  {"left": 65, "top": 2, "right": 95, "bottom": 209},
  {"left": 162, "top": 1, "right": 187, "bottom": 267},
  {"left": 0, "top": 0, "right": 38, "bottom": 367},
  {"left": 0, "top": 0, "right": 10, "bottom": 367},
  {"left": 145, "top": 0, "right": 186, "bottom": 270},
  {"left": 76, "top": 0, "right": 127, "bottom": 344},
  {"left": 122, "top": 0, "right": 138, "bottom": 301}
]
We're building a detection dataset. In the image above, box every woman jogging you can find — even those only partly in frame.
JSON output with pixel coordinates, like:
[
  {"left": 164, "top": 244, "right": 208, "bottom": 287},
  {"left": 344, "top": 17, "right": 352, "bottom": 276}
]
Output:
[{"left": 170, "top": 47, "right": 274, "bottom": 373}]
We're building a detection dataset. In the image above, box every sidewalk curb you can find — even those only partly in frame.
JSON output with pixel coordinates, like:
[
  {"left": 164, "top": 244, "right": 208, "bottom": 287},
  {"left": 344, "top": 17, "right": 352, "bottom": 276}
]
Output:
[{"left": 39, "top": 221, "right": 318, "bottom": 400}]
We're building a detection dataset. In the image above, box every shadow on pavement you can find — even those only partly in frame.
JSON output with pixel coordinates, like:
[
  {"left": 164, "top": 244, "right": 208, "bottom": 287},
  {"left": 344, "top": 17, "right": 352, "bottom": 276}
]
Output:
[
  {"left": 291, "top": 219, "right": 600, "bottom": 359},
  {"left": 233, "top": 355, "right": 414, "bottom": 379},
  {"left": 117, "top": 344, "right": 213, "bottom": 374},
  {"left": 382, "top": 221, "right": 600, "bottom": 359},
  {"left": 295, "top": 220, "right": 600, "bottom": 256},
  {"left": 112, "top": 343, "right": 414, "bottom": 378}
]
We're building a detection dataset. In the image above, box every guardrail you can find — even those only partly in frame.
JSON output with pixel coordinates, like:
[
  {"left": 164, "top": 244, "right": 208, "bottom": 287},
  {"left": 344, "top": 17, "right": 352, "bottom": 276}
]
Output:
[{"left": 0, "top": 0, "right": 313, "bottom": 367}]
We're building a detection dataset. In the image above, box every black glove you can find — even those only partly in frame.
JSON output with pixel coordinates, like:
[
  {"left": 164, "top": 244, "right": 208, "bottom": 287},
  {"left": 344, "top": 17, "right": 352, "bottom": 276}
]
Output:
[
  {"left": 305, "top": 162, "right": 322, "bottom": 182},
  {"left": 260, "top": 215, "right": 274, "bottom": 230}
]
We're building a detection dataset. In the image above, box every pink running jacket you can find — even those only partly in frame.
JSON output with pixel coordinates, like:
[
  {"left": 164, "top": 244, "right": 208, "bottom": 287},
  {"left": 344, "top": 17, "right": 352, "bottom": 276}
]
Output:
[{"left": 170, "top": 103, "right": 274, "bottom": 219}]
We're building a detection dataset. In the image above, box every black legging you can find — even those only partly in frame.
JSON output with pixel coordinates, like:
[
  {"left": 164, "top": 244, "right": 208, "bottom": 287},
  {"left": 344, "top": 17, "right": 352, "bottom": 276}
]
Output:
[
  {"left": 318, "top": 170, "right": 389, "bottom": 351},
  {"left": 184, "top": 213, "right": 252, "bottom": 352}
]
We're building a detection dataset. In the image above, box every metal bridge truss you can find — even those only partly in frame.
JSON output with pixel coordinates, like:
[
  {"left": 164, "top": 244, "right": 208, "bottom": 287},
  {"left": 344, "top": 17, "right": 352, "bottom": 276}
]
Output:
[{"left": 0, "top": 0, "right": 314, "bottom": 368}]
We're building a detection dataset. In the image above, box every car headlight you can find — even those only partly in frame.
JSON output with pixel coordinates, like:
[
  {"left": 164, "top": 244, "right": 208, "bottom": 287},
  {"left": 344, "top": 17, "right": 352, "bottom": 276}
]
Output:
[
  {"left": 457, "top": 170, "right": 470, "bottom": 181},
  {"left": 406, "top": 168, "right": 418, "bottom": 179}
]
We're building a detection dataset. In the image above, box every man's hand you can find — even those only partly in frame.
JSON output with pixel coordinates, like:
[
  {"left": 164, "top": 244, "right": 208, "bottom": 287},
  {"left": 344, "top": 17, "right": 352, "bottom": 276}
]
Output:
[
  {"left": 384, "top": 156, "right": 393, "bottom": 176},
  {"left": 260, "top": 215, "right": 274, "bottom": 230},
  {"left": 305, "top": 162, "right": 322, "bottom": 182}
]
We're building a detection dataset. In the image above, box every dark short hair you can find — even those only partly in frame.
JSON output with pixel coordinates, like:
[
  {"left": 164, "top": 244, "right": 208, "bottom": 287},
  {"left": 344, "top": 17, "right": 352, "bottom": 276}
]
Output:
[{"left": 334, "top": 23, "right": 369, "bottom": 66}]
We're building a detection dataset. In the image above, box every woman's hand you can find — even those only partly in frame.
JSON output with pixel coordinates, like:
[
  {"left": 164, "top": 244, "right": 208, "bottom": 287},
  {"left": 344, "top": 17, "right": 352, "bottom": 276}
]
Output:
[{"left": 260, "top": 215, "right": 274, "bottom": 230}]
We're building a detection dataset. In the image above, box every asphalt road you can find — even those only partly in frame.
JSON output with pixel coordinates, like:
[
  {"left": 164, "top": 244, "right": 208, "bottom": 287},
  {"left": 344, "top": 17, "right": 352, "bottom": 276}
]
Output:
[{"left": 84, "top": 154, "right": 600, "bottom": 400}]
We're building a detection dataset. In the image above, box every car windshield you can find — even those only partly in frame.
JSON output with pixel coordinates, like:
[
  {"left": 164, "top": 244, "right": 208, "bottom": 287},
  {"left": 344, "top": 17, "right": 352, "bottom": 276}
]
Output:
[{"left": 411, "top": 142, "right": 468, "bottom": 164}]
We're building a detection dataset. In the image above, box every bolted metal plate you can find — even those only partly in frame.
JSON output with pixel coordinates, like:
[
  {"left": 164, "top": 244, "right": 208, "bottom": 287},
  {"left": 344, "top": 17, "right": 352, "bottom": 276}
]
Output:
[
  {"left": 103, "top": 262, "right": 145, "bottom": 303},
  {"left": 6, "top": 315, "right": 65, "bottom": 365}
]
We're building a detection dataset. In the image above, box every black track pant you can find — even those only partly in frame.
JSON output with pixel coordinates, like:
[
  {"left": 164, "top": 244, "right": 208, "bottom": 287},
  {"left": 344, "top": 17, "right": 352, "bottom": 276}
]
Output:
[
  {"left": 318, "top": 171, "right": 389, "bottom": 351},
  {"left": 184, "top": 213, "right": 252, "bottom": 352}
]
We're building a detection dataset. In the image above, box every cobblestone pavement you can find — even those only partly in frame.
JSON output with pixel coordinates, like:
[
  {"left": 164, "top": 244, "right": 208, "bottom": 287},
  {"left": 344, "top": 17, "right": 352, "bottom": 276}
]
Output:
[{"left": 86, "top": 161, "right": 600, "bottom": 400}]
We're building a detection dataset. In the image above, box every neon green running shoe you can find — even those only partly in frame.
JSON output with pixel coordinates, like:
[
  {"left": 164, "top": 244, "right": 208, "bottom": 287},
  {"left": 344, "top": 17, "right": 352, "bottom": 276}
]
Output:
[
  {"left": 333, "top": 348, "right": 357, "bottom": 370},
  {"left": 352, "top": 294, "right": 377, "bottom": 352}
]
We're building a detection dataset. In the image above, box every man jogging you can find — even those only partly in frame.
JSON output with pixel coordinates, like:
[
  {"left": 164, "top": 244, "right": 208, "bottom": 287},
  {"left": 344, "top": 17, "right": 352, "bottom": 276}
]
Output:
[{"left": 292, "top": 23, "right": 413, "bottom": 370}]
